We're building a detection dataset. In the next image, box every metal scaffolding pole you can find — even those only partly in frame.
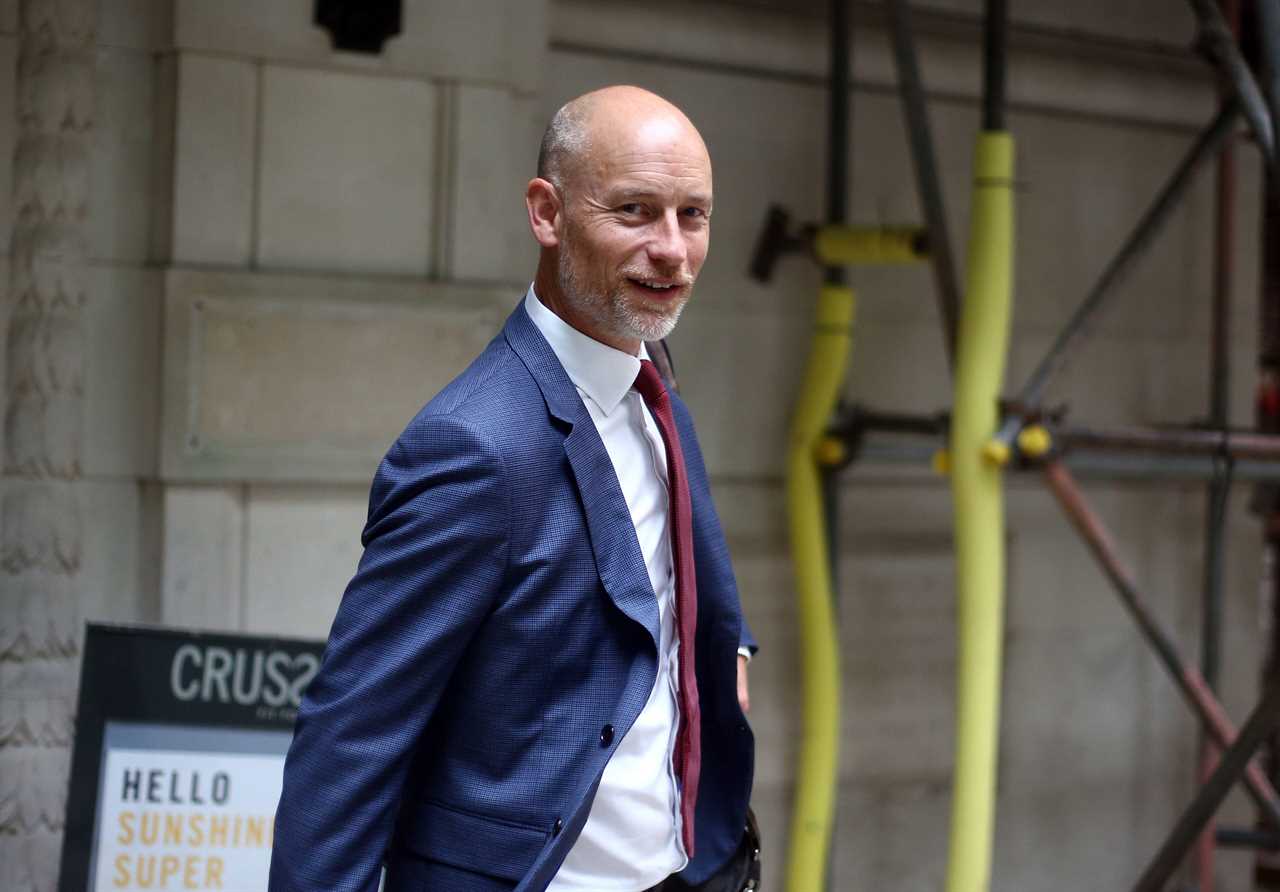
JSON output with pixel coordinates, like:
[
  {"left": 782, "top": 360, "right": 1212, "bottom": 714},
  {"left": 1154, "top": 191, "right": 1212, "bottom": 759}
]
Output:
[
  {"left": 1196, "top": 4, "right": 1239, "bottom": 874},
  {"left": 1056, "top": 425, "right": 1280, "bottom": 461},
  {"left": 1043, "top": 460, "right": 1280, "bottom": 828},
  {"left": 1132, "top": 678, "right": 1280, "bottom": 892},
  {"left": 1189, "top": 0, "right": 1275, "bottom": 164},
  {"left": 1258, "top": 1, "right": 1280, "bottom": 883},
  {"left": 993, "top": 102, "right": 1239, "bottom": 446},
  {"left": 1219, "top": 826, "right": 1280, "bottom": 850},
  {"left": 884, "top": 0, "right": 961, "bottom": 369},
  {"left": 832, "top": 406, "right": 1280, "bottom": 464}
]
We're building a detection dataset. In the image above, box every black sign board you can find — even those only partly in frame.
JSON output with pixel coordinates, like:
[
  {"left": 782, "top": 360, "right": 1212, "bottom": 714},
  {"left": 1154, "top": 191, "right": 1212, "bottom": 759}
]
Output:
[{"left": 59, "top": 624, "right": 325, "bottom": 892}]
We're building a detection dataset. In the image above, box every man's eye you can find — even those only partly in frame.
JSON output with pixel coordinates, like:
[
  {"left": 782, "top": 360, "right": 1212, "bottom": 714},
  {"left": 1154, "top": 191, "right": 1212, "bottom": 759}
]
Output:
[
  {"left": 619, "top": 203, "right": 643, "bottom": 214},
  {"left": 682, "top": 207, "right": 707, "bottom": 218}
]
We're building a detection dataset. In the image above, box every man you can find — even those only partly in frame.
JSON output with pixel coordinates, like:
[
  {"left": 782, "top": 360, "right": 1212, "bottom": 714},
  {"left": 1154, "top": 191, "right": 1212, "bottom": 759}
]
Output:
[{"left": 270, "top": 85, "right": 756, "bottom": 892}]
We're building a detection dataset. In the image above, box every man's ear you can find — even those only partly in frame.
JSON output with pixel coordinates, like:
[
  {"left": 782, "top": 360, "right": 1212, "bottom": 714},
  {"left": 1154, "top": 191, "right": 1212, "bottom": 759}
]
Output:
[{"left": 526, "top": 178, "right": 562, "bottom": 248}]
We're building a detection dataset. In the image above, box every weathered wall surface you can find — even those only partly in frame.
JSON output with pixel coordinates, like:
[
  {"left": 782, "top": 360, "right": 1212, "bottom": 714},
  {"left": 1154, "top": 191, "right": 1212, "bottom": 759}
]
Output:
[
  {"left": 151, "top": 0, "right": 545, "bottom": 626},
  {"left": 0, "top": 1, "right": 545, "bottom": 887},
  {"left": 0, "top": 0, "right": 1270, "bottom": 889},
  {"left": 0, "top": 1, "right": 166, "bottom": 885}
]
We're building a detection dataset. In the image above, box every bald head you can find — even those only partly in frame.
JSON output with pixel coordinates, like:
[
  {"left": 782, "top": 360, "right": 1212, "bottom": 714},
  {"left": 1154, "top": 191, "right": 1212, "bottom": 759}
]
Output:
[
  {"left": 525, "top": 85, "right": 713, "bottom": 354},
  {"left": 536, "top": 86, "right": 708, "bottom": 197}
]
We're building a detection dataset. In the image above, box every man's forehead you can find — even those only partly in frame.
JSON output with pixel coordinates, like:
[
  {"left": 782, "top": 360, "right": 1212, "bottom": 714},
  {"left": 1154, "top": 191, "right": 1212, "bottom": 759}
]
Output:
[
  {"left": 586, "top": 134, "right": 711, "bottom": 187},
  {"left": 601, "top": 176, "right": 713, "bottom": 204},
  {"left": 573, "top": 128, "right": 707, "bottom": 180},
  {"left": 581, "top": 101, "right": 707, "bottom": 160},
  {"left": 632, "top": 114, "right": 693, "bottom": 144}
]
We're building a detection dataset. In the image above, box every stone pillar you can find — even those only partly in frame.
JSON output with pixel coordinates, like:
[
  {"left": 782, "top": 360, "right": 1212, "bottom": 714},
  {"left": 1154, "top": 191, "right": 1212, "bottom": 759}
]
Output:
[{"left": 0, "top": 1, "right": 95, "bottom": 890}]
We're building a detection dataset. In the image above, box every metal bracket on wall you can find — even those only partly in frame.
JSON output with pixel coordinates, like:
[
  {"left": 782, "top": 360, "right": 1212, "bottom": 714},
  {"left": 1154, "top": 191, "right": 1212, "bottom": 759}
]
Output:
[{"left": 314, "top": 0, "right": 403, "bottom": 55}]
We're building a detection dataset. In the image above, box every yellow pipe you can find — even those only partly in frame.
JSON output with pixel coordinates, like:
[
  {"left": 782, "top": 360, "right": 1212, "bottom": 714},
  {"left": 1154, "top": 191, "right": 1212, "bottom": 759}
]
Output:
[
  {"left": 946, "top": 131, "right": 1015, "bottom": 892},
  {"left": 785, "top": 284, "right": 855, "bottom": 892},
  {"left": 813, "top": 224, "right": 928, "bottom": 266}
]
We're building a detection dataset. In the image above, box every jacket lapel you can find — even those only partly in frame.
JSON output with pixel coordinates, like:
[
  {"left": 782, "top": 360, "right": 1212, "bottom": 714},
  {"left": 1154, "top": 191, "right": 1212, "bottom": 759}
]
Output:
[{"left": 503, "top": 302, "right": 661, "bottom": 652}]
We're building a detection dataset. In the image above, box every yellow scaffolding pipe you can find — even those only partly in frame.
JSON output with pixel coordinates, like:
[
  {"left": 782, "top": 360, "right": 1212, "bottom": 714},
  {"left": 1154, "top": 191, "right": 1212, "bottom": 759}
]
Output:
[
  {"left": 946, "top": 130, "right": 1015, "bottom": 892},
  {"left": 785, "top": 283, "right": 855, "bottom": 892}
]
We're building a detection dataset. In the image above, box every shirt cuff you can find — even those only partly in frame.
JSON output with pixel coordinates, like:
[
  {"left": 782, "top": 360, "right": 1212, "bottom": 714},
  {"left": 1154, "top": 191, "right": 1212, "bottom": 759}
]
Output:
[{"left": 736, "top": 646, "right": 752, "bottom": 663}]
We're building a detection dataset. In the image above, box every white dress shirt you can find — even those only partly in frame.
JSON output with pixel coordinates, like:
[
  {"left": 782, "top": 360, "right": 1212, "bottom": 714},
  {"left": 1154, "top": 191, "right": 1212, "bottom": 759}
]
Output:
[{"left": 525, "top": 288, "right": 688, "bottom": 891}]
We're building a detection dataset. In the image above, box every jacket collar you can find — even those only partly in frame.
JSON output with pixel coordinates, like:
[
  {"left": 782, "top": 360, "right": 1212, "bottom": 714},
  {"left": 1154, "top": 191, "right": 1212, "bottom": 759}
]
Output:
[
  {"left": 502, "top": 298, "right": 583, "bottom": 429},
  {"left": 522, "top": 288, "right": 642, "bottom": 417},
  {"left": 501, "top": 296, "right": 662, "bottom": 656}
]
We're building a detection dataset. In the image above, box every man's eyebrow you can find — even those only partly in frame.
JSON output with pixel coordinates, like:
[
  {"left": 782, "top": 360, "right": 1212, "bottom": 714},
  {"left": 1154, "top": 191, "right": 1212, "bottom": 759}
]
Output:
[{"left": 604, "top": 187, "right": 714, "bottom": 206}]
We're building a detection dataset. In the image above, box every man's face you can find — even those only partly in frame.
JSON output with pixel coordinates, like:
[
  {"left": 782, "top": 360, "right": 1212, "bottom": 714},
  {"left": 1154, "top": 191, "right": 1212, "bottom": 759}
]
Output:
[{"left": 554, "top": 117, "right": 712, "bottom": 350}]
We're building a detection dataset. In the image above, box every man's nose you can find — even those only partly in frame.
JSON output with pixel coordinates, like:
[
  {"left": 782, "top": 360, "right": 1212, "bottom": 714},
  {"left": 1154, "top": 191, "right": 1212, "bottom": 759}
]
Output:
[{"left": 646, "top": 210, "right": 688, "bottom": 269}]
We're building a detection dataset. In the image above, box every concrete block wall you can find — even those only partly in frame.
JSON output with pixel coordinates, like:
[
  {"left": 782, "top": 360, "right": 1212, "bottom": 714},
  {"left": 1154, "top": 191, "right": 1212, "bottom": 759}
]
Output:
[
  {"left": 3, "top": 3, "right": 543, "bottom": 885},
  {"left": 153, "top": 0, "right": 545, "bottom": 634},
  {"left": 0, "top": 1, "right": 171, "bottom": 637},
  {"left": 0, "top": 5, "right": 167, "bottom": 885}
]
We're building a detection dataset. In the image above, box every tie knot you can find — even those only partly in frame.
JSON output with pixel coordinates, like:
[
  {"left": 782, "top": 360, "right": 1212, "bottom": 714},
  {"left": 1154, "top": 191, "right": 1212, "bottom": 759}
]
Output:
[{"left": 633, "top": 359, "right": 668, "bottom": 407}]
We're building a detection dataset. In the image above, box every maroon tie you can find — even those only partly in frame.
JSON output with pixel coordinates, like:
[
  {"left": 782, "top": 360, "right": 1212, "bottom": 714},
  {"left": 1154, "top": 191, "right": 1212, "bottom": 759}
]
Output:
[{"left": 633, "top": 359, "right": 701, "bottom": 857}]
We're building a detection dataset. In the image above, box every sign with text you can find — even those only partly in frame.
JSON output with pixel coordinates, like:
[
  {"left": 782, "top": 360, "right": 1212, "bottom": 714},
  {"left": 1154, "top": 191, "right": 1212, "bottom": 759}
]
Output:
[{"left": 59, "top": 624, "right": 325, "bottom": 892}]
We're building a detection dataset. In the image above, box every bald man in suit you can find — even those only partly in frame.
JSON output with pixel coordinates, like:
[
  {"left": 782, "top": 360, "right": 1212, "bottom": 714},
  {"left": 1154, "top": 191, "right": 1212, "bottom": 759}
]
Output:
[{"left": 271, "top": 85, "right": 758, "bottom": 892}]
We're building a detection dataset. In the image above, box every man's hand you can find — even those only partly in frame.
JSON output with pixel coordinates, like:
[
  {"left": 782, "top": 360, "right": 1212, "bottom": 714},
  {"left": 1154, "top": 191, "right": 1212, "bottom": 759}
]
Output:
[{"left": 736, "top": 654, "right": 750, "bottom": 715}]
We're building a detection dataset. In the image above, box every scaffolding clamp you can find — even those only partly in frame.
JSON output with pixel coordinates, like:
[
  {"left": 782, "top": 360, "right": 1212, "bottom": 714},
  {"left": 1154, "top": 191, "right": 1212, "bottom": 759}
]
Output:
[
  {"left": 749, "top": 204, "right": 929, "bottom": 282},
  {"left": 815, "top": 435, "right": 848, "bottom": 468},
  {"left": 1016, "top": 423, "right": 1053, "bottom": 459},
  {"left": 932, "top": 448, "right": 951, "bottom": 476},
  {"left": 981, "top": 438, "right": 1012, "bottom": 467}
]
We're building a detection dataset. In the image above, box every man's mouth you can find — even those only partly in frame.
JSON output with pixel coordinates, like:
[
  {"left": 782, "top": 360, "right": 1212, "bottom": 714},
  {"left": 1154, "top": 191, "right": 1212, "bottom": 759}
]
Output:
[{"left": 627, "top": 278, "right": 686, "bottom": 295}]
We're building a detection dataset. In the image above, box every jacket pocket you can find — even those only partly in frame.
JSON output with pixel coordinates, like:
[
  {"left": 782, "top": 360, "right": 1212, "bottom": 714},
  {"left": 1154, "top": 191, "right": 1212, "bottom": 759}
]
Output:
[{"left": 398, "top": 799, "right": 551, "bottom": 882}]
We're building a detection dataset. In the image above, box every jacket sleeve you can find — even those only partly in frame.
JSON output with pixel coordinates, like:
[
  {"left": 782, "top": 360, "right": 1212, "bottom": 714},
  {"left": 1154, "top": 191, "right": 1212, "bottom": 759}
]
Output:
[{"left": 269, "top": 412, "right": 509, "bottom": 892}]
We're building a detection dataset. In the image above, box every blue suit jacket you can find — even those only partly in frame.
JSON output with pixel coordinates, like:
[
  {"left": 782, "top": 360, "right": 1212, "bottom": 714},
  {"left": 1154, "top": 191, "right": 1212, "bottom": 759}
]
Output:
[{"left": 270, "top": 301, "right": 755, "bottom": 892}]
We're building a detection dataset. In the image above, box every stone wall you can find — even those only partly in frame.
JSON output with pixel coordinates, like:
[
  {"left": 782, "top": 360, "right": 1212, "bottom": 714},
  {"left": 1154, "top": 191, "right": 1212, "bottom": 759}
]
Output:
[
  {"left": 155, "top": 1, "right": 544, "bottom": 635},
  {"left": 0, "top": 0, "right": 1269, "bottom": 889},
  {"left": 0, "top": 1, "right": 164, "bottom": 886}
]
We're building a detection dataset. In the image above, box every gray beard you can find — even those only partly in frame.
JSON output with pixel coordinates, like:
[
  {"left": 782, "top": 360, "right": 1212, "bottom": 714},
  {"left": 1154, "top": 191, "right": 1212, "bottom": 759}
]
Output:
[{"left": 557, "top": 248, "right": 685, "bottom": 345}]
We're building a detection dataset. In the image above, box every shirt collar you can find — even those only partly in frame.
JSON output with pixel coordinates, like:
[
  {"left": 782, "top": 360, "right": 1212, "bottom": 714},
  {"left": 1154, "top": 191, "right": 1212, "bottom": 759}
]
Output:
[{"left": 524, "top": 285, "right": 647, "bottom": 416}]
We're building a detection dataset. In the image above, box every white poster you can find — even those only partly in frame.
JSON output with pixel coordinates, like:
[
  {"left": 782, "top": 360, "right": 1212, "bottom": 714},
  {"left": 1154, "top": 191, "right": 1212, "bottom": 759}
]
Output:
[{"left": 93, "top": 747, "right": 284, "bottom": 891}]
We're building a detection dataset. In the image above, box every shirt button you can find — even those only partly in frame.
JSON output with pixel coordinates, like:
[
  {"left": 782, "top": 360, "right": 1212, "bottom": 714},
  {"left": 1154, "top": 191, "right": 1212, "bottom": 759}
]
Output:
[
  {"left": 553, "top": 818, "right": 563, "bottom": 836},
  {"left": 600, "top": 724, "right": 614, "bottom": 747}
]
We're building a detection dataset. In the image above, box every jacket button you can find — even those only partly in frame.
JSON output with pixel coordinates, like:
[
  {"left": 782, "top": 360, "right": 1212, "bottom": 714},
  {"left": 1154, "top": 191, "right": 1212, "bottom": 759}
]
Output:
[
  {"left": 600, "top": 724, "right": 614, "bottom": 747},
  {"left": 553, "top": 818, "right": 563, "bottom": 836}
]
